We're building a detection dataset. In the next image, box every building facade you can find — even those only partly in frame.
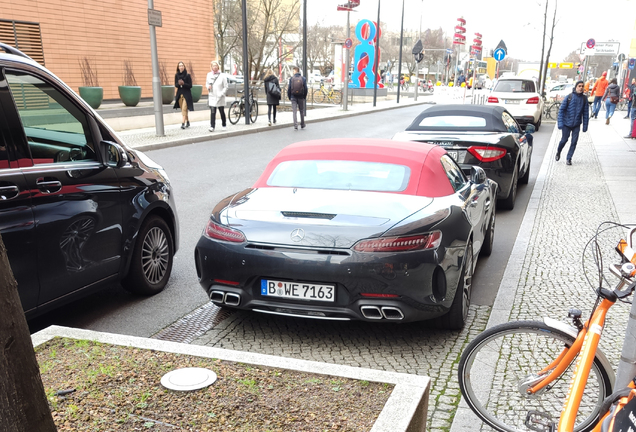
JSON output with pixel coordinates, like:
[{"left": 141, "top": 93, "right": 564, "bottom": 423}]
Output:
[{"left": 2, "top": 0, "right": 217, "bottom": 100}]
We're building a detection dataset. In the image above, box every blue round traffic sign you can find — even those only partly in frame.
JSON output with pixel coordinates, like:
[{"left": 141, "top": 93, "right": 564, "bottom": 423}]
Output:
[
  {"left": 493, "top": 48, "right": 506, "bottom": 62},
  {"left": 344, "top": 38, "right": 353, "bottom": 49},
  {"left": 586, "top": 38, "right": 595, "bottom": 49}
]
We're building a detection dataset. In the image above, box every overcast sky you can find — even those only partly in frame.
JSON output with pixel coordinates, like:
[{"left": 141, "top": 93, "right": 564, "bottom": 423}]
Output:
[{"left": 308, "top": 0, "right": 635, "bottom": 62}]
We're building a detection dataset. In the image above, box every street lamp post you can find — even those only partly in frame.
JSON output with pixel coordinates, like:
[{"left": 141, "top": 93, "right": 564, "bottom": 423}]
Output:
[
  {"left": 337, "top": 0, "right": 360, "bottom": 111},
  {"left": 148, "top": 0, "right": 164, "bottom": 136},
  {"left": 372, "top": 0, "right": 381, "bottom": 107},
  {"left": 241, "top": 0, "right": 250, "bottom": 124},
  {"left": 396, "top": 0, "right": 405, "bottom": 104}
]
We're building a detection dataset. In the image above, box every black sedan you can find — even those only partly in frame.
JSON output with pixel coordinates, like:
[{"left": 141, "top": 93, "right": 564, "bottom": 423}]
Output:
[
  {"left": 393, "top": 105, "right": 533, "bottom": 210},
  {"left": 195, "top": 139, "right": 497, "bottom": 329}
]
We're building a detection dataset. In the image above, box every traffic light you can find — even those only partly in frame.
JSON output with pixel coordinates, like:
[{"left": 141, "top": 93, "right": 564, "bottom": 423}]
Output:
[{"left": 576, "top": 63, "right": 581, "bottom": 75}]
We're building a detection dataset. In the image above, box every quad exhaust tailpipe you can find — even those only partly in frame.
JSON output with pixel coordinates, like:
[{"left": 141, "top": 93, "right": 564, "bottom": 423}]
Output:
[
  {"left": 360, "top": 305, "right": 404, "bottom": 320},
  {"left": 210, "top": 290, "right": 241, "bottom": 306}
]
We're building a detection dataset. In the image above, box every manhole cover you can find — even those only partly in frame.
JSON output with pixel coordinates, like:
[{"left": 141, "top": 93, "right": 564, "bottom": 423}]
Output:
[{"left": 161, "top": 367, "right": 217, "bottom": 391}]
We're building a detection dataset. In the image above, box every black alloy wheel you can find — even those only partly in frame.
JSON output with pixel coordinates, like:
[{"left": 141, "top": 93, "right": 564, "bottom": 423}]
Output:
[{"left": 123, "top": 216, "right": 174, "bottom": 296}]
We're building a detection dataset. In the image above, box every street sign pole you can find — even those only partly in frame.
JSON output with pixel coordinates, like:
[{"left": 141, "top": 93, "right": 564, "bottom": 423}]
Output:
[
  {"left": 147, "top": 1, "right": 164, "bottom": 136},
  {"left": 343, "top": 11, "right": 350, "bottom": 111}
]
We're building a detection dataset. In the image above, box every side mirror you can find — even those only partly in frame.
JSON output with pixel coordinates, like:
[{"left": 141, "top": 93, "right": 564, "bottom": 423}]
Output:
[
  {"left": 100, "top": 140, "right": 128, "bottom": 168},
  {"left": 470, "top": 166, "right": 487, "bottom": 184},
  {"left": 525, "top": 124, "right": 536, "bottom": 134}
]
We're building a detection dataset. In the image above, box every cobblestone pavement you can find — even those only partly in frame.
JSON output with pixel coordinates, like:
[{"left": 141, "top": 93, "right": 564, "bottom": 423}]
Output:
[
  {"left": 193, "top": 304, "right": 491, "bottom": 432},
  {"left": 451, "top": 125, "right": 631, "bottom": 432}
]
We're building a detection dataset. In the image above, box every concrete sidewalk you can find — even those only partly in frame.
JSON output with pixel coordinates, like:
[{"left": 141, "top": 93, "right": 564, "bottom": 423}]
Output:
[{"left": 450, "top": 114, "right": 636, "bottom": 431}]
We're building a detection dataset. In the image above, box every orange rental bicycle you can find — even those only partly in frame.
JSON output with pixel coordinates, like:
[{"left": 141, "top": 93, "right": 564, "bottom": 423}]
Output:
[{"left": 458, "top": 222, "right": 636, "bottom": 432}]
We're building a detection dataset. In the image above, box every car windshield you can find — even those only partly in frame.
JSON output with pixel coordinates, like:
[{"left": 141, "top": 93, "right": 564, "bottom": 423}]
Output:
[
  {"left": 494, "top": 80, "right": 535, "bottom": 93},
  {"left": 418, "top": 116, "right": 486, "bottom": 128},
  {"left": 267, "top": 160, "right": 411, "bottom": 192}
]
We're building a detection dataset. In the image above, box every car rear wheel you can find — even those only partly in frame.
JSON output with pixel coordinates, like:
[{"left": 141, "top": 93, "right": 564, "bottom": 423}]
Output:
[
  {"left": 123, "top": 215, "right": 174, "bottom": 296},
  {"left": 480, "top": 208, "right": 495, "bottom": 257},
  {"left": 499, "top": 165, "right": 517, "bottom": 210},
  {"left": 519, "top": 155, "right": 531, "bottom": 185},
  {"left": 432, "top": 240, "right": 473, "bottom": 330},
  {"left": 533, "top": 114, "right": 541, "bottom": 131}
]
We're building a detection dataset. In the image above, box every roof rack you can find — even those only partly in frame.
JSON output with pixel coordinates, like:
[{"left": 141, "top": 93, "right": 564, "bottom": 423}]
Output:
[{"left": 0, "top": 43, "right": 34, "bottom": 61}]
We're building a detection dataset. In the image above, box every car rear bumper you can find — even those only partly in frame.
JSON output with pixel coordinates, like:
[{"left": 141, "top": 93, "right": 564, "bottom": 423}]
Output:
[{"left": 194, "top": 237, "right": 460, "bottom": 323}]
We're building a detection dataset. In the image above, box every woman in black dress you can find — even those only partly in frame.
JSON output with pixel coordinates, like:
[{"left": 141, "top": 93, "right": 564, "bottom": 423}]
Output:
[{"left": 174, "top": 61, "right": 194, "bottom": 129}]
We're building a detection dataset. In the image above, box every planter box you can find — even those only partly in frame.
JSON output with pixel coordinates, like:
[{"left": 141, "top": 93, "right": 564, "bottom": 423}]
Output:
[
  {"left": 78, "top": 86, "right": 103, "bottom": 109},
  {"left": 33, "top": 326, "right": 430, "bottom": 432},
  {"left": 191, "top": 85, "right": 203, "bottom": 103},
  {"left": 118, "top": 85, "right": 142, "bottom": 107},
  {"left": 161, "top": 85, "right": 175, "bottom": 104}
]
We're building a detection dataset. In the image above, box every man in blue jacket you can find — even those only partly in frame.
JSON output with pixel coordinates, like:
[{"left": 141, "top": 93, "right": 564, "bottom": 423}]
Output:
[{"left": 556, "top": 80, "right": 589, "bottom": 165}]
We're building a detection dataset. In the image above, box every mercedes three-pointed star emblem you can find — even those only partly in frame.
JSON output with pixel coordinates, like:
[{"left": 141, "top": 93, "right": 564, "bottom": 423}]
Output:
[{"left": 290, "top": 228, "right": 305, "bottom": 242}]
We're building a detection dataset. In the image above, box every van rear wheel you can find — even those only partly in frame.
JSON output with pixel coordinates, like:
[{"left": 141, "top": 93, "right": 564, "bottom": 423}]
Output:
[{"left": 123, "top": 216, "right": 174, "bottom": 295}]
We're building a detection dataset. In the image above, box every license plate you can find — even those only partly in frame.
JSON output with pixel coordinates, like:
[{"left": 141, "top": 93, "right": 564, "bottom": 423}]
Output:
[
  {"left": 505, "top": 99, "right": 520, "bottom": 104},
  {"left": 261, "top": 279, "right": 335, "bottom": 302},
  {"left": 446, "top": 150, "right": 465, "bottom": 163}
]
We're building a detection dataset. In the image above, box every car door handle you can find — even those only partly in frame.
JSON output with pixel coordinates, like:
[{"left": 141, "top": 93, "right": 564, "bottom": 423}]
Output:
[
  {"left": 0, "top": 185, "right": 19, "bottom": 200},
  {"left": 36, "top": 178, "right": 62, "bottom": 193}
]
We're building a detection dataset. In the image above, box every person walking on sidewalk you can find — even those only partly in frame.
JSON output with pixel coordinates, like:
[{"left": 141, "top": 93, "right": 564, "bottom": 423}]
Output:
[
  {"left": 263, "top": 69, "right": 280, "bottom": 126},
  {"left": 602, "top": 78, "right": 620, "bottom": 125},
  {"left": 206, "top": 61, "right": 228, "bottom": 132},
  {"left": 556, "top": 80, "right": 589, "bottom": 166},
  {"left": 174, "top": 61, "right": 194, "bottom": 129},
  {"left": 624, "top": 78, "right": 636, "bottom": 119},
  {"left": 590, "top": 71, "right": 609, "bottom": 119},
  {"left": 287, "top": 66, "right": 307, "bottom": 130}
]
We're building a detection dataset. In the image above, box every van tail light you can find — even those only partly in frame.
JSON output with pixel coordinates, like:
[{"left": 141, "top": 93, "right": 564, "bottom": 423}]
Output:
[
  {"left": 468, "top": 146, "right": 507, "bottom": 162},
  {"left": 526, "top": 96, "right": 540, "bottom": 104},
  {"left": 353, "top": 231, "right": 442, "bottom": 253},
  {"left": 204, "top": 219, "right": 246, "bottom": 243},
  {"left": 487, "top": 96, "right": 499, "bottom": 103}
]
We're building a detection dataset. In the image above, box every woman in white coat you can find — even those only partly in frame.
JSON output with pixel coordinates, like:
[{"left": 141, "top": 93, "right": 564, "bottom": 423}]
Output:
[{"left": 206, "top": 61, "right": 228, "bottom": 132}]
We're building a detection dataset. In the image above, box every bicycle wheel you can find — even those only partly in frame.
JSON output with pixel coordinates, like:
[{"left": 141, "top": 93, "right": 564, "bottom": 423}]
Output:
[
  {"left": 313, "top": 90, "right": 325, "bottom": 104},
  {"left": 330, "top": 90, "right": 342, "bottom": 104},
  {"left": 228, "top": 101, "right": 241, "bottom": 125},
  {"left": 458, "top": 321, "right": 612, "bottom": 432},
  {"left": 548, "top": 103, "right": 560, "bottom": 120},
  {"left": 249, "top": 100, "right": 258, "bottom": 123}
]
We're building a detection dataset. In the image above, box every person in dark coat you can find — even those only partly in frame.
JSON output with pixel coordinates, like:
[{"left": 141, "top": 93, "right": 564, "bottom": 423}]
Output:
[
  {"left": 263, "top": 69, "right": 280, "bottom": 126},
  {"left": 556, "top": 80, "right": 589, "bottom": 165},
  {"left": 287, "top": 66, "right": 307, "bottom": 130},
  {"left": 174, "top": 61, "right": 194, "bottom": 129}
]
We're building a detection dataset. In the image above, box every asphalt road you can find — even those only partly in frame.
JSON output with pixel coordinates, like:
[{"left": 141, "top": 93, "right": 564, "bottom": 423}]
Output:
[{"left": 28, "top": 106, "right": 554, "bottom": 337}]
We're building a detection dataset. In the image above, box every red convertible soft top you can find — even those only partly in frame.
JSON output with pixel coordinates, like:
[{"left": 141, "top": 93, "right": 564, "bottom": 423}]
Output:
[{"left": 253, "top": 139, "right": 455, "bottom": 197}]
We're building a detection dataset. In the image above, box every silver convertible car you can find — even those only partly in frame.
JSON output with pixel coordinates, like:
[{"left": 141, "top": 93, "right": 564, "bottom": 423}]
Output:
[{"left": 195, "top": 139, "right": 498, "bottom": 329}]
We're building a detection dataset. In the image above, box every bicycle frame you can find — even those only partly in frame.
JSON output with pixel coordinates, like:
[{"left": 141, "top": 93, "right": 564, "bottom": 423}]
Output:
[{"left": 524, "top": 232, "right": 636, "bottom": 432}]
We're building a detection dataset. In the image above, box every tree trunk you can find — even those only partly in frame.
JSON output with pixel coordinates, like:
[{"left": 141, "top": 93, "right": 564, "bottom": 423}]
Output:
[
  {"left": 0, "top": 234, "right": 56, "bottom": 431},
  {"left": 538, "top": 0, "right": 548, "bottom": 94},
  {"left": 541, "top": 0, "right": 557, "bottom": 95}
]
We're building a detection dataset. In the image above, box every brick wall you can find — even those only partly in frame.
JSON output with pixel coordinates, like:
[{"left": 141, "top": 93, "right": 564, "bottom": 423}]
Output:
[{"left": 1, "top": 0, "right": 216, "bottom": 100}]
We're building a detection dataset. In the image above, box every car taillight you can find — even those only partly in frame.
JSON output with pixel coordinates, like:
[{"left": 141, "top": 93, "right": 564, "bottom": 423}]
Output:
[
  {"left": 353, "top": 231, "right": 442, "bottom": 253},
  {"left": 487, "top": 96, "right": 499, "bottom": 103},
  {"left": 526, "top": 96, "right": 539, "bottom": 104},
  {"left": 468, "top": 146, "right": 507, "bottom": 162},
  {"left": 204, "top": 219, "right": 246, "bottom": 243}
]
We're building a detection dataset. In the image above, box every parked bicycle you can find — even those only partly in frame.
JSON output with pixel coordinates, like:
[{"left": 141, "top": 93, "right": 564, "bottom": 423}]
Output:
[
  {"left": 312, "top": 81, "right": 342, "bottom": 104},
  {"left": 228, "top": 87, "right": 259, "bottom": 125},
  {"left": 543, "top": 96, "right": 562, "bottom": 120},
  {"left": 458, "top": 221, "right": 636, "bottom": 432}
]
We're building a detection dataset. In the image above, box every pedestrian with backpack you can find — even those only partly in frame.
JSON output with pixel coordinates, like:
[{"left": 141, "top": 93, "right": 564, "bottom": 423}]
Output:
[
  {"left": 287, "top": 66, "right": 307, "bottom": 130},
  {"left": 263, "top": 69, "right": 281, "bottom": 126},
  {"left": 556, "top": 80, "right": 589, "bottom": 165},
  {"left": 602, "top": 78, "right": 621, "bottom": 125}
]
